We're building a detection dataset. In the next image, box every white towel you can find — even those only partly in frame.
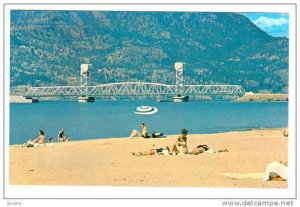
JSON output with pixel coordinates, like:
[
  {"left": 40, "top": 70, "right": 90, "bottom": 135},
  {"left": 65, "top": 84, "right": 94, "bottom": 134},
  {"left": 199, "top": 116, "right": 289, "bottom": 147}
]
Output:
[{"left": 263, "top": 161, "right": 288, "bottom": 181}]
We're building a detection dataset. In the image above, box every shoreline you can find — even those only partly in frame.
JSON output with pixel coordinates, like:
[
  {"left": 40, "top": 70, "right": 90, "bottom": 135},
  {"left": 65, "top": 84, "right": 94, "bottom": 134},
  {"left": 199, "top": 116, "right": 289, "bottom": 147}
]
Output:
[
  {"left": 9, "top": 128, "right": 288, "bottom": 188},
  {"left": 9, "top": 127, "right": 286, "bottom": 146},
  {"left": 10, "top": 95, "right": 289, "bottom": 103}
]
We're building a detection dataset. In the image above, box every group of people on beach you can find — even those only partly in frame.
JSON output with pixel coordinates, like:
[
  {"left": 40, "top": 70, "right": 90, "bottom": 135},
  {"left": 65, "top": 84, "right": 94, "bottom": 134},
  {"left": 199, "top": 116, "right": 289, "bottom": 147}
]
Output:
[
  {"left": 22, "top": 122, "right": 288, "bottom": 181},
  {"left": 129, "top": 123, "right": 288, "bottom": 182},
  {"left": 23, "top": 128, "right": 69, "bottom": 147},
  {"left": 130, "top": 123, "right": 227, "bottom": 156}
]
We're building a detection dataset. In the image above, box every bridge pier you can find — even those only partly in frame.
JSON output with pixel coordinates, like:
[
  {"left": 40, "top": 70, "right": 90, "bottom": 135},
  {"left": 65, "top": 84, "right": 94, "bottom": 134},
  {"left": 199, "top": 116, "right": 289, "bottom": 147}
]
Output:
[
  {"left": 78, "top": 96, "right": 95, "bottom": 103},
  {"left": 29, "top": 98, "right": 39, "bottom": 103}
]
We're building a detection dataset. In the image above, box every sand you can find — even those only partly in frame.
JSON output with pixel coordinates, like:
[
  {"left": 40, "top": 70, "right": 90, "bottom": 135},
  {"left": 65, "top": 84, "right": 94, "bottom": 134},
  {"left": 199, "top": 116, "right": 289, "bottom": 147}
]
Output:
[{"left": 9, "top": 128, "right": 288, "bottom": 188}]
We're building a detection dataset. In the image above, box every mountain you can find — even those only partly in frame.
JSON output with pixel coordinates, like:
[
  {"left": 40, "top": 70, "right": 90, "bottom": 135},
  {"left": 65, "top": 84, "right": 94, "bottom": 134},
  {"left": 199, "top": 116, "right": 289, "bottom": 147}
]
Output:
[{"left": 10, "top": 11, "right": 288, "bottom": 93}]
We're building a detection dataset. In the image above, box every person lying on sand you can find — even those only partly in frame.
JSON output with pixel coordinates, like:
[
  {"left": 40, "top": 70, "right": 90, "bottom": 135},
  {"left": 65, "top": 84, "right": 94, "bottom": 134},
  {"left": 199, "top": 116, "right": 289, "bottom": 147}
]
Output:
[
  {"left": 263, "top": 161, "right": 288, "bottom": 181},
  {"left": 169, "top": 129, "right": 189, "bottom": 155},
  {"left": 129, "top": 123, "right": 150, "bottom": 139},
  {"left": 132, "top": 146, "right": 170, "bottom": 156},
  {"left": 189, "top": 144, "right": 210, "bottom": 155},
  {"left": 23, "top": 130, "right": 45, "bottom": 147},
  {"left": 189, "top": 144, "right": 229, "bottom": 155}
]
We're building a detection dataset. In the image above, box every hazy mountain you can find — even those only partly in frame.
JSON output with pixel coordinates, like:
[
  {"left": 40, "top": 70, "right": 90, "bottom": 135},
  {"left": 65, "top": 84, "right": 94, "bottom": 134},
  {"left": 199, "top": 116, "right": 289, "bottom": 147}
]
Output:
[{"left": 10, "top": 11, "right": 288, "bottom": 93}]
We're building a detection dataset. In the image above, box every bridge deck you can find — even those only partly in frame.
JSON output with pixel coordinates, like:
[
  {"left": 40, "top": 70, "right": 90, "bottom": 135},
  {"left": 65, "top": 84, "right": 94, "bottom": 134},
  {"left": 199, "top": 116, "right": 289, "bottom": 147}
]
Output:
[{"left": 24, "top": 82, "right": 245, "bottom": 98}]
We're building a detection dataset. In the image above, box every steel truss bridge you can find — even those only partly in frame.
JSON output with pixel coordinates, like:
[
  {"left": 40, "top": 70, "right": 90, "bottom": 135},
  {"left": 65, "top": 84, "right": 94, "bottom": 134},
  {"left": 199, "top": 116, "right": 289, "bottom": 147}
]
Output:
[{"left": 24, "top": 82, "right": 245, "bottom": 98}]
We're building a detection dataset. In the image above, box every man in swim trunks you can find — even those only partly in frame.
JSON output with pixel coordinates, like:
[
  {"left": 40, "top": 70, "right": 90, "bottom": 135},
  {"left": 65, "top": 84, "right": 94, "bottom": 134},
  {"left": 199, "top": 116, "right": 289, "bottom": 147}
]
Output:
[{"left": 129, "top": 123, "right": 149, "bottom": 138}]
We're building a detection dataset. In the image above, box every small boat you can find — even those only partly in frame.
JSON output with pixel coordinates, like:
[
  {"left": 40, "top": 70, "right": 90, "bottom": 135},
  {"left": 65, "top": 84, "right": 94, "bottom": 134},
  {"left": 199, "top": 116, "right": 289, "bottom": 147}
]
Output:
[
  {"left": 78, "top": 96, "right": 95, "bottom": 103},
  {"left": 172, "top": 95, "right": 189, "bottom": 102}
]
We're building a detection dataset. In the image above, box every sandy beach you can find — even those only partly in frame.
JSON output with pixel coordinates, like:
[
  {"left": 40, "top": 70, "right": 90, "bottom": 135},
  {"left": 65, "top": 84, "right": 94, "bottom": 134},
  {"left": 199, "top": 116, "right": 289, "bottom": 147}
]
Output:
[{"left": 9, "top": 128, "right": 288, "bottom": 188}]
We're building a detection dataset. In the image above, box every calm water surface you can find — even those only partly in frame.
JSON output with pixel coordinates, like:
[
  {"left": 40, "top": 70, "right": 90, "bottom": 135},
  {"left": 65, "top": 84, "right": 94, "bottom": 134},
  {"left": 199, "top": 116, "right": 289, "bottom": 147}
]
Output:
[{"left": 9, "top": 101, "right": 288, "bottom": 144}]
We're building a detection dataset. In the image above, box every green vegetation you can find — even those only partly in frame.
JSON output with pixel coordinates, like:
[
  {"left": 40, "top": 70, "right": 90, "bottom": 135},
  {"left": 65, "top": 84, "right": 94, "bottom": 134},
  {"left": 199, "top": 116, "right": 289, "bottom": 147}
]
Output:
[{"left": 10, "top": 11, "right": 288, "bottom": 93}]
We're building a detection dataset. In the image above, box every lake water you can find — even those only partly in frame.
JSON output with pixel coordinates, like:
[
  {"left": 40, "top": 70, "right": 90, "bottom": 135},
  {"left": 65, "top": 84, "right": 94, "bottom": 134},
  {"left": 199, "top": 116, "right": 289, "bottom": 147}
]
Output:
[{"left": 9, "top": 101, "right": 288, "bottom": 144}]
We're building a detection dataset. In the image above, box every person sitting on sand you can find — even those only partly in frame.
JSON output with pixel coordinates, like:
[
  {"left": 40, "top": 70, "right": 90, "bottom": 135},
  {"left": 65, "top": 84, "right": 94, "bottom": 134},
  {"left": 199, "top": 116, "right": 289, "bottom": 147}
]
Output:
[
  {"left": 24, "top": 130, "right": 46, "bottom": 147},
  {"left": 57, "top": 129, "right": 70, "bottom": 142},
  {"left": 132, "top": 146, "right": 170, "bottom": 156},
  {"left": 169, "top": 129, "right": 189, "bottom": 155},
  {"left": 57, "top": 129, "right": 64, "bottom": 141},
  {"left": 129, "top": 123, "right": 149, "bottom": 139}
]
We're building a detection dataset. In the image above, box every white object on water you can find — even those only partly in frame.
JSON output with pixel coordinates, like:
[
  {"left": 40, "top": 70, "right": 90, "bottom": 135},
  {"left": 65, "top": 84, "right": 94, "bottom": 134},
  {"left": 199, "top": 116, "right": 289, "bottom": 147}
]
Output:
[{"left": 134, "top": 106, "right": 158, "bottom": 115}]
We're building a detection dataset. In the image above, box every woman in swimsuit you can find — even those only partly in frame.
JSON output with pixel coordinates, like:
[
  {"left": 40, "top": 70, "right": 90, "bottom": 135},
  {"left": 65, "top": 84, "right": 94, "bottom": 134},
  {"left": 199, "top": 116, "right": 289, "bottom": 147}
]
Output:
[
  {"left": 169, "top": 129, "right": 189, "bottom": 155},
  {"left": 24, "top": 130, "right": 46, "bottom": 147}
]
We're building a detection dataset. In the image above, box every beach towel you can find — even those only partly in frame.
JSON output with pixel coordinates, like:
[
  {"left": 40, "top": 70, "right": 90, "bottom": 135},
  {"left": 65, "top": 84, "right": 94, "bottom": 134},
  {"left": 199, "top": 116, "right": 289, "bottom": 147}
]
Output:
[
  {"left": 19, "top": 143, "right": 54, "bottom": 148},
  {"left": 221, "top": 162, "right": 288, "bottom": 181},
  {"left": 205, "top": 148, "right": 216, "bottom": 154},
  {"left": 221, "top": 173, "right": 265, "bottom": 180},
  {"left": 263, "top": 161, "right": 288, "bottom": 181}
]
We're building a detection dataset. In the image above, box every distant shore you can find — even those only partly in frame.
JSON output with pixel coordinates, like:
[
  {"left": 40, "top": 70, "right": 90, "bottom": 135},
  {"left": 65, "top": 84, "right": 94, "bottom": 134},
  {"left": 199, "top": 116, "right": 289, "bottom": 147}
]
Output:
[
  {"left": 10, "top": 94, "right": 289, "bottom": 103},
  {"left": 235, "top": 93, "right": 288, "bottom": 102},
  {"left": 10, "top": 95, "right": 71, "bottom": 103},
  {"left": 10, "top": 128, "right": 288, "bottom": 188}
]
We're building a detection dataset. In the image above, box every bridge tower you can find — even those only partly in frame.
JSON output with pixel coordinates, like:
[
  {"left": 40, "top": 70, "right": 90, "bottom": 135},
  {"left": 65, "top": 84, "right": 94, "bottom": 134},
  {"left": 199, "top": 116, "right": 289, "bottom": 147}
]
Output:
[
  {"left": 173, "top": 62, "right": 189, "bottom": 102},
  {"left": 78, "top": 64, "right": 95, "bottom": 103}
]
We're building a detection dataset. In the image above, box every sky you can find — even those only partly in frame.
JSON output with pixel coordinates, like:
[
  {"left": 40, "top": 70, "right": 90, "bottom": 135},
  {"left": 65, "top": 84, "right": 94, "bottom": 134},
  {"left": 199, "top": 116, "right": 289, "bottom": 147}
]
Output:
[{"left": 241, "top": 13, "right": 289, "bottom": 38}]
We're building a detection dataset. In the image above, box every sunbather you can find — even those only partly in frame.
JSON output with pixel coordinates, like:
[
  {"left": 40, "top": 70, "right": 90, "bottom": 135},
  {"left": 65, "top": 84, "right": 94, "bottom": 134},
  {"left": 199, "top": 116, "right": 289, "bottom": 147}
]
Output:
[
  {"left": 57, "top": 129, "right": 69, "bottom": 142},
  {"left": 57, "top": 129, "right": 64, "bottom": 141},
  {"left": 24, "top": 130, "right": 45, "bottom": 147},
  {"left": 169, "top": 129, "right": 188, "bottom": 155},
  {"left": 189, "top": 144, "right": 210, "bottom": 155},
  {"left": 129, "top": 123, "right": 149, "bottom": 138},
  {"left": 189, "top": 144, "right": 229, "bottom": 155},
  {"left": 132, "top": 146, "right": 170, "bottom": 156}
]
